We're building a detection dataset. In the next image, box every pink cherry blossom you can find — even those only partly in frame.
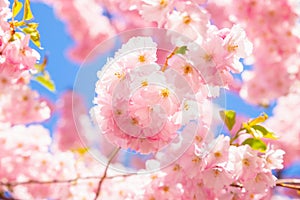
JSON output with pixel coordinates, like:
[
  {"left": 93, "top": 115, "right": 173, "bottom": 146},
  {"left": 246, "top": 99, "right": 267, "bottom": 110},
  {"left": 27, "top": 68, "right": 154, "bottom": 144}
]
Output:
[
  {"left": 165, "top": 2, "right": 209, "bottom": 40},
  {"left": 140, "top": 0, "right": 175, "bottom": 26}
]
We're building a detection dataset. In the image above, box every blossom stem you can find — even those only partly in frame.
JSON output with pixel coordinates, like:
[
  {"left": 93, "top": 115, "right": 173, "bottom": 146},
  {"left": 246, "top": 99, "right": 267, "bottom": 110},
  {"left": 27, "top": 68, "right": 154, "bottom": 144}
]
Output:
[
  {"left": 229, "top": 128, "right": 245, "bottom": 145},
  {"left": 161, "top": 47, "right": 178, "bottom": 72}
]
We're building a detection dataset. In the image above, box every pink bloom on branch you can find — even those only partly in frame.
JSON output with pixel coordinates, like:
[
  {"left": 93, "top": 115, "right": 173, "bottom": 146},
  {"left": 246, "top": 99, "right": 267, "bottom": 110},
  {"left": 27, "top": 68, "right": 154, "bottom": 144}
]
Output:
[
  {"left": 202, "top": 166, "right": 233, "bottom": 192},
  {"left": 263, "top": 148, "right": 285, "bottom": 170},
  {"left": 0, "top": 85, "right": 51, "bottom": 125},
  {"left": 92, "top": 37, "right": 184, "bottom": 154},
  {"left": 229, "top": 145, "right": 263, "bottom": 181},
  {"left": 243, "top": 172, "right": 276, "bottom": 194},
  {"left": 140, "top": 0, "right": 174, "bottom": 26},
  {"left": 165, "top": 2, "right": 209, "bottom": 40}
]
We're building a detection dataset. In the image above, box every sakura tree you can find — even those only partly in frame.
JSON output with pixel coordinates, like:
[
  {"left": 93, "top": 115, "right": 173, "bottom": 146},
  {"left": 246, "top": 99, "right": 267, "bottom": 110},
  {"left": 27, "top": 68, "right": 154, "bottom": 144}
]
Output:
[{"left": 0, "top": 0, "right": 299, "bottom": 199}]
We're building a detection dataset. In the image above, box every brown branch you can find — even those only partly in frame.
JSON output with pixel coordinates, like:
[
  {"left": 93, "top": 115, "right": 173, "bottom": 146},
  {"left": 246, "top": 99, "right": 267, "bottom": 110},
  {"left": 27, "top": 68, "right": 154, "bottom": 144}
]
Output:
[
  {"left": 0, "top": 173, "right": 134, "bottom": 187},
  {"left": 230, "top": 179, "right": 300, "bottom": 191},
  {"left": 93, "top": 147, "right": 121, "bottom": 200},
  {"left": 276, "top": 179, "right": 300, "bottom": 190}
]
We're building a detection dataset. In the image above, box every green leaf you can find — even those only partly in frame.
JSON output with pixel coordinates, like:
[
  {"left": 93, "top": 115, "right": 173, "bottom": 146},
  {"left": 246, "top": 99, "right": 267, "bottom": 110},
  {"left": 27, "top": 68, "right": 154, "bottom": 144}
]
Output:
[
  {"left": 22, "top": 27, "right": 42, "bottom": 48},
  {"left": 252, "top": 125, "right": 278, "bottom": 139},
  {"left": 22, "top": 27, "right": 36, "bottom": 34},
  {"left": 219, "top": 110, "right": 236, "bottom": 131},
  {"left": 34, "top": 74, "right": 55, "bottom": 92},
  {"left": 13, "top": 21, "right": 26, "bottom": 27},
  {"left": 12, "top": 0, "right": 23, "bottom": 18},
  {"left": 27, "top": 22, "right": 39, "bottom": 29},
  {"left": 175, "top": 46, "right": 188, "bottom": 55},
  {"left": 34, "top": 56, "right": 47, "bottom": 73},
  {"left": 248, "top": 113, "right": 268, "bottom": 126},
  {"left": 242, "top": 138, "right": 267, "bottom": 152},
  {"left": 30, "top": 30, "right": 41, "bottom": 48},
  {"left": 23, "top": 0, "right": 34, "bottom": 21}
]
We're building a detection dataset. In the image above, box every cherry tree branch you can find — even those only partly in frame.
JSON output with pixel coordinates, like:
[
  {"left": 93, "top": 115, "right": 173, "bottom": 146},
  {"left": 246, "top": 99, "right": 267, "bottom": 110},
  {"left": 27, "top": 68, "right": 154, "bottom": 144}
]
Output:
[
  {"left": 276, "top": 179, "right": 300, "bottom": 190},
  {"left": 0, "top": 173, "right": 133, "bottom": 187},
  {"left": 1, "top": 176, "right": 300, "bottom": 199},
  {"left": 93, "top": 147, "right": 121, "bottom": 200}
]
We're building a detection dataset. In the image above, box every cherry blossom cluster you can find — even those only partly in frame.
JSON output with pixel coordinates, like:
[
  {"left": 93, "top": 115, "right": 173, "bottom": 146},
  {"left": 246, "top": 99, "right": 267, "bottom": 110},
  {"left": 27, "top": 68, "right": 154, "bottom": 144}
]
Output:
[
  {"left": 266, "top": 83, "right": 300, "bottom": 166},
  {"left": 206, "top": 0, "right": 300, "bottom": 105},
  {"left": 0, "top": 0, "right": 298, "bottom": 199},
  {"left": 91, "top": 26, "right": 252, "bottom": 154},
  {"left": 74, "top": 119, "right": 285, "bottom": 200},
  {"left": 0, "top": 0, "right": 51, "bottom": 125},
  {"left": 37, "top": 0, "right": 255, "bottom": 64},
  {"left": 0, "top": 123, "right": 118, "bottom": 199},
  {"left": 140, "top": 130, "right": 285, "bottom": 199}
]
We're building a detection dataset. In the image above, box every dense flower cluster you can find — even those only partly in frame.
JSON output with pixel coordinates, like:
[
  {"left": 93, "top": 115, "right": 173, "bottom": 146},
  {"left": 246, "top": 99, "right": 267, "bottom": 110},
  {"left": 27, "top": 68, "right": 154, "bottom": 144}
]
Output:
[
  {"left": 0, "top": 124, "right": 127, "bottom": 199},
  {"left": 0, "top": 0, "right": 51, "bottom": 125},
  {"left": 141, "top": 132, "right": 284, "bottom": 199},
  {"left": 91, "top": 27, "right": 252, "bottom": 153},
  {"left": 0, "top": 0, "right": 299, "bottom": 199},
  {"left": 206, "top": 0, "right": 300, "bottom": 105},
  {"left": 266, "top": 83, "right": 300, "bottom": 166}
]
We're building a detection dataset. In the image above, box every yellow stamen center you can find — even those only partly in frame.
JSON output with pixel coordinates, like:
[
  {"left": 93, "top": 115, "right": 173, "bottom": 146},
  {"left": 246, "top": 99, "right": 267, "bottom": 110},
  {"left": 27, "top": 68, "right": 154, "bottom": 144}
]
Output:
[
  {"left": 162, "top": 186, "right": 169, "bottom": 192},
  {"left": 131, "top": 117, "right": 138, "bottom": 125},
  {"left": 183, "top": 64, "right": 193, "bottom": 74},
  {"left": 214, "top": 151, "right": 222, "bottom": 158},
  {"left": 161, "top": 88, "right": 170, "bottom": 98},
  {"left": 141, "top": 80, "right": 148, "bottom": 87},
  {"left": 114, "top": 72, "right": 125, "bottom": 79},
  {"left": 183, "top": 15, "right": 192, "bottom": 24},
  {"left": 227, "top": 45, "right": 238, "bottom": 52},
  {"left": 138, "top": 55, "right": 146, "bottom": 63},
  {"left": 242, "top": 158, "right": 250, "bottom": 167},
  {"left": 203, "top": 54, "right": 213, "bottom": 62},
  {"left": 173, "top": 164, "right": 181, "bottom": 171},
  {"left": 160, "top": 0, "right": 168, "bottom": 8}
]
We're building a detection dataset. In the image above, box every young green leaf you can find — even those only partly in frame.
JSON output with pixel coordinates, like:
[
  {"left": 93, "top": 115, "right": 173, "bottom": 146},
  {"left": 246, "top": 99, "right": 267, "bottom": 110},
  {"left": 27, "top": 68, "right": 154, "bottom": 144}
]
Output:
[
  {"left": 27, "top": 22, "right": 39, "bottom": 29},
  {"left": 34, "top": 56, "right": 48, "bottom": 73},
  {"left": 12, "top": 0, "right": 23, "bottom": 18},
  {"left": 175, "top": 46, "right": 188, "bottom": 55},
  {"left": 248, "top": 113, "right": 268, "bottom": 126},
  {"left": 30, "top": 30, "right": 41, "bottom": 48},
  {"left": 22, "top": 27, "right": 36, "bottom": 34},
  {"left": 252, "top": 125, "right": 278, "bottom": 139},
  {"left": 34, "top": 75, "right": 55, "bottom": 92},
  {"left": 219, "top": 110, "right": 236, "bottom": 131},
  {"left": 13, "top": 21, "right": 26, "bottom": 27},
  {"left": 23, "top": 0, "right": 34, "bottom": 21},
  {"left": 242, "top": 138, "right": 267, "bottom": 152}
]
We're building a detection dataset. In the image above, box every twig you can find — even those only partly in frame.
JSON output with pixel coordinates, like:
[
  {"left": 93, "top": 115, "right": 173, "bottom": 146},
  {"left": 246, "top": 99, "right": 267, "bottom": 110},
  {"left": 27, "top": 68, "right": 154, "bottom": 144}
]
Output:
[
  {"left": 276, "top": 178, "right": 300, "bottom": 190},
  {"left": 0, "top": 174, "right": 134, "bottom": 187},
  {"left": 161, "top": 47, "right": 178, "bottom": 72},
  {"left": 93, "top": 147, "right": 121, "bottom": 200}
]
